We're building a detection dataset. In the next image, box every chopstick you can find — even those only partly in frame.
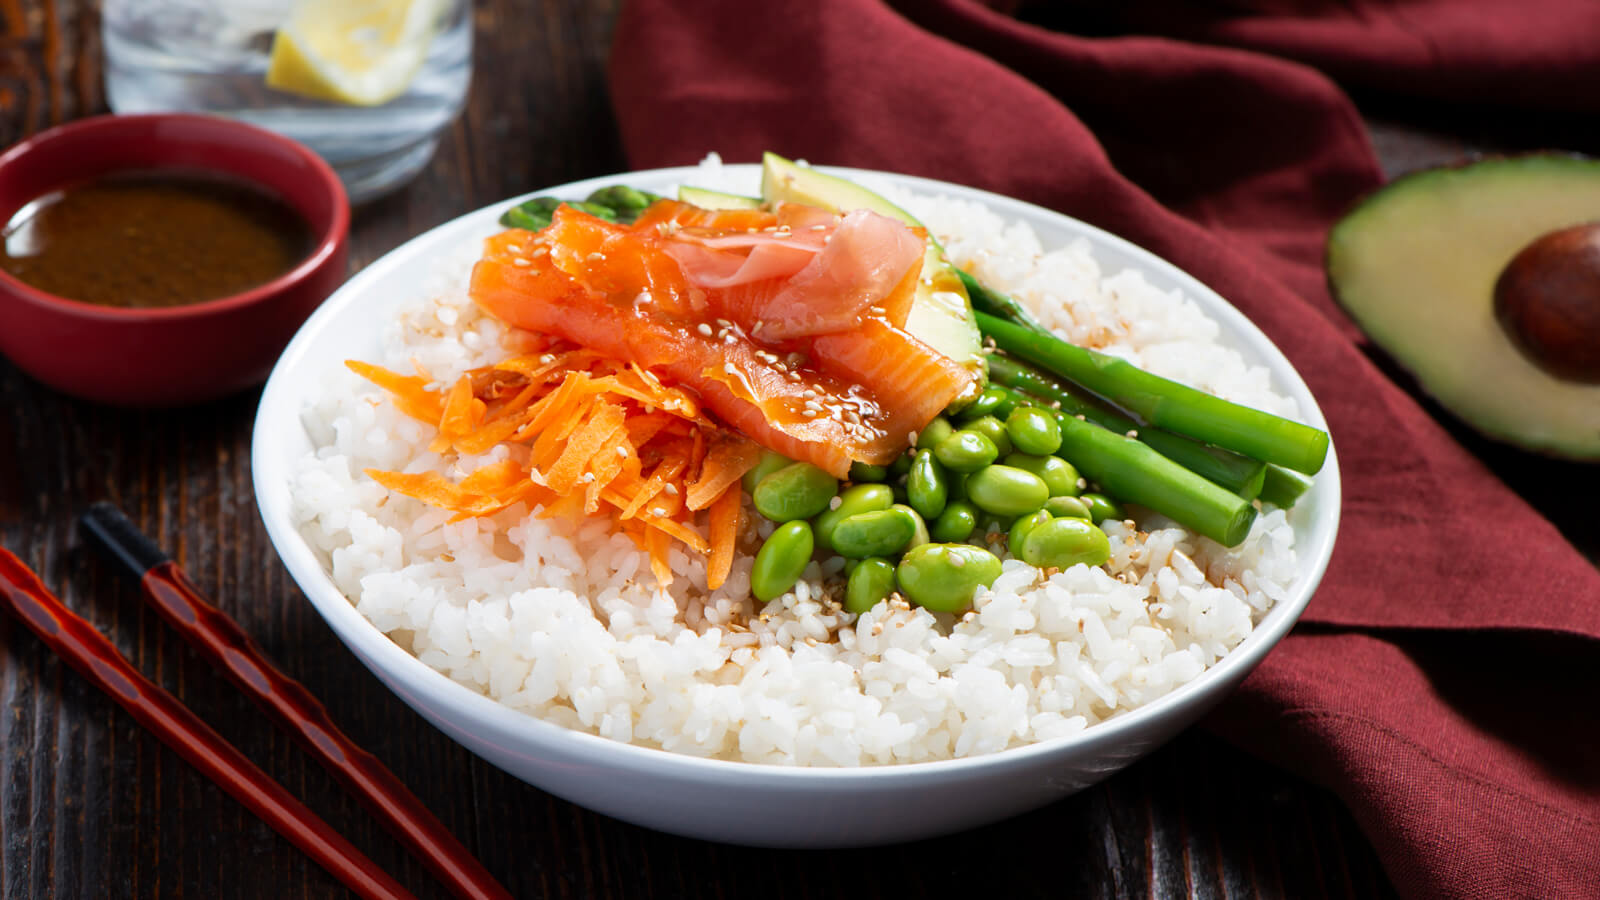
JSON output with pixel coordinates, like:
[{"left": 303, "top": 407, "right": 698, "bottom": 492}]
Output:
[
  {"left": 0, "top": 547, "right": 416, "bottom": 900},
  {"left": 78, "top": 502, "right": 512, "bottom": 900}
]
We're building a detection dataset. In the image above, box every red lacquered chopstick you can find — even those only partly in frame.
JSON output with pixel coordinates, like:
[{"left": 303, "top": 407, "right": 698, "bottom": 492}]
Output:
[
  {"left": 79, "top": 502, "right": 512, "bottom": 900},
  {"left": 0, "top": 547, "right": 415, "bottom": 900}
]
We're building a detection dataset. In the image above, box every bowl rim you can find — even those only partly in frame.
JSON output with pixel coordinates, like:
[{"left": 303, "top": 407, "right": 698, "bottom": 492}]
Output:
[
  {"left": 0, "top": 112, "right": 349, "bottom": 321},
  {"left": 254, "top": 163, "right": 1341, "bottom": 783}
]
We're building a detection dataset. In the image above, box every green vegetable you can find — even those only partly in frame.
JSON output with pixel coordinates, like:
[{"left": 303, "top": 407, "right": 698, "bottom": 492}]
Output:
[
  {"left": 906, "top": 450, "right": 949, "bottom": 519},
  {"left": 978, "top": 313, "right": 1329, "bottom": 475},
  {"left": 933, "top": 430, "right": 999, "bottom": 473},
  {"left": 1005, "top": 406, "right": 1062, "bottom": 456},
  {"left": 845, "top": 558, "right": 897, "bottom": 614},
  {"left": 1079, "top": 492, "right": 1124, "bottom": 523},
  {"left": 1018, "top": 517, "right": 1110, "bottom": 570},
  {"left": 1259, "top": 465, "right": 1314, "bottom": 509},
  {"left": 956, "top": 268, "right": 1045, "bottom": 331},
  {"left": 896, "top": 544, "right": 1004, "bottom": 613},
  {"left": 1044, "top": 408, "right": 1256, "bottom": 545},
  {"left": 888, "top": 453, "right": 914, "bottom": 478},
  {"left": 931, "top": 500, "right": 979, "bottom": 543},
  {"left": 965, "top": 465, "right": 1050, "bottom": 517},
  {"left": 813, "top": 484, "right": 896, "bottom": 552},
  {"left": 743, "top": 450, "right": 794, "bottom": 493},
  {"left": 987, "top": 359, "right": 1266, "bottom": 499},
  {"left": 830, "top": 508, "right": 918, "bottom": 558},
  {"left": 500, "top": 196, "right": 620, "bottom": 231},
  {"left": 1002, "top": 452, "right": 1080, "bottom": 497},
  {"left": 955, "top": 386, "right": 1007, "bottom": 420},
  {"left": 753, "top": 462, "right": 838, "bottom": 522},
  {"left": 916, "top": 416, "right": 955, "bottom": 451},
  {"left": 962, "top": 415, "right": 1013, "bottom": 457},
  {"left": 1008, "top": 509, "right": 1053, "bottom": 553},
  {"left": 893, "top": 503, "right": 931, "bottom": 552},
  {"left": 848, "top": 461, "right": 888, "bottom": 483},
  {"left": 583, "top": 185, "right": 664, "bottom": 223},
  {"left": 1043, "top": 495, "right": 1092, "bottom": 520},
  {"left": 751, "top": 521, "right": 814, "bottom": 602}
]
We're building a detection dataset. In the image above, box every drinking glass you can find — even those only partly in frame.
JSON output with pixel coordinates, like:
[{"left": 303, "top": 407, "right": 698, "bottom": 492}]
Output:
[{"left": 102, "top": 0, "right": 473, "bottom": 204}]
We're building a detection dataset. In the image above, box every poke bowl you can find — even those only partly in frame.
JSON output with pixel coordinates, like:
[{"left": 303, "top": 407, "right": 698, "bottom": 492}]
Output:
[{"left": 252, "top": 159, "right": 1340, "bottom": 847}]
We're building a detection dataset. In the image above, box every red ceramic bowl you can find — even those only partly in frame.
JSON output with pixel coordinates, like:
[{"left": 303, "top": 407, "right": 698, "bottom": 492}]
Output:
[{"left": 0, "top": 113, "right": 349, "bottom": 406}]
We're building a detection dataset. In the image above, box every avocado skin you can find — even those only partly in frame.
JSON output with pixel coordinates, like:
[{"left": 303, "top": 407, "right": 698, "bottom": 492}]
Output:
[{"left": 1325, "top": 153, "right": 1600, "bottom": 460}]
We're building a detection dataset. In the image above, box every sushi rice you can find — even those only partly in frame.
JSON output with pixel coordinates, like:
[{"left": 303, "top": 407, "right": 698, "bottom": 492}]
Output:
[{"left": 290, "top": 157, "right": 1306, "bottom": 766}]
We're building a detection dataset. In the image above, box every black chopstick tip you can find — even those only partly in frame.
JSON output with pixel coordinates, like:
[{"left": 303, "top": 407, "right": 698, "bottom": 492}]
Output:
[{"left": 79, "top": 502, "right": 169, "bottom": 576}]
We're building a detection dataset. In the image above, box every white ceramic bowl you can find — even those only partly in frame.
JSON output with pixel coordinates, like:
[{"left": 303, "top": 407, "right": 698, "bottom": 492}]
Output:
[{"left": 253, "top": 165, "right": 1340, "bottom": 848}]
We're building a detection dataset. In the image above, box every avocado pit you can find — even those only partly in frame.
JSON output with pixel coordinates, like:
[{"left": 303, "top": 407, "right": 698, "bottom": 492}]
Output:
[{"left": 1492, "top": 222, "right": 1600, "bottom": 384}]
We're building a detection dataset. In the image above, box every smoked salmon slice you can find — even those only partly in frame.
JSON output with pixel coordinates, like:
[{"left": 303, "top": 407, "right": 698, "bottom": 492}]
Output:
[{"left": 469, "top": 204, "right": 977, "bottom": 477}]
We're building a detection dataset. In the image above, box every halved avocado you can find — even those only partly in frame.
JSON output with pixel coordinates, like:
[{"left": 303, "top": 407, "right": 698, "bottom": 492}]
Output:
[
  {"left": 759, "top": 153, "right": 986, "bottom": 396},
  {"left": 677, "top": 185, "right": 761, "bottom": 210},
  {"left": 1326, "top": 154, "right": 1600, "bottom": 460}
]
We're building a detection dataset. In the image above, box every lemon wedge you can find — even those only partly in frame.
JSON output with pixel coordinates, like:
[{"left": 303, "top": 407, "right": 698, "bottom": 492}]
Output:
[{"left": 265, "top": 0, "right": 447, "bottom": 106}]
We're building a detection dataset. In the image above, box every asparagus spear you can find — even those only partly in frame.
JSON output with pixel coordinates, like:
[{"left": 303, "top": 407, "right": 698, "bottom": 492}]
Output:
[
  {"left": 987, "top": 357, "right": 1266, "bottom": 499},
  {"left": 1005, "top": 393, "right": 1258, "bottom": 546},
  {"left": 1258, "top": 465, "right": 1314, "bottom": 510},
  {"left": 956, "top": 269, "right": 1045, "bottom": 331},
  {"left": 976, "top": 312, "right": 1329, "bottom": 475}
]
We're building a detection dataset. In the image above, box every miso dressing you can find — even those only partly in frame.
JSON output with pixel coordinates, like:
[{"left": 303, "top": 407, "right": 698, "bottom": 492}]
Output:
[{"left": 0, "top": 170, "right": 314, "bottom": 308}]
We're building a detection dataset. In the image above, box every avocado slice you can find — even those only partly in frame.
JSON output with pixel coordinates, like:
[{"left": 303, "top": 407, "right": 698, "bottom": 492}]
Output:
[
  {"left": 677, "top": 185, "right": 761, "bottom": 210},
  {"left": 1326, "top": 154, "right": 1600, "bottom": 460},
  {"left": 759, "top": 152, "right": 986, "bottom": 393}
]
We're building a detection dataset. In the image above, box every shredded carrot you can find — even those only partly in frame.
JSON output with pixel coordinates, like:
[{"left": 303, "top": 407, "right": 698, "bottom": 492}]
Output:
[
  {"left": 705, "top": 483, "right": 742, "bottom": 592},
  {"left": 351, "top": 344, "right": 757, "bottom": 591}
]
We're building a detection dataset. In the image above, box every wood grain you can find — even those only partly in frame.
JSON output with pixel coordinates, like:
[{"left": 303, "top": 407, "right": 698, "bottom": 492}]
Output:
[{"left": 17, "top": 0, "right": 1576, "bottom": 896}]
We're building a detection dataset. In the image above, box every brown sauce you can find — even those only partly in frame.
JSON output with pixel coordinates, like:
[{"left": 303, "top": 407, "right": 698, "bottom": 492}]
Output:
[{"left": 0, "top": 169, "right": 315, "bottom": 308}]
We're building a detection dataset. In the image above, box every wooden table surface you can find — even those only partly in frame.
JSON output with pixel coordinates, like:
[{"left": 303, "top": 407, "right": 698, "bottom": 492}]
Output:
[{"left": 2, "top": 2, "right": 1595, "bottom": 898}]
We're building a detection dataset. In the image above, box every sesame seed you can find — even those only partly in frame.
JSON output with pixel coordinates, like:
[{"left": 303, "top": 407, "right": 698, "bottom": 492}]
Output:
[
  {"left": 1125, "top": 430, "right": 1138, "bottom": 438},
  {"left": 651, "top": 507, "right": 666, "bottom": 517},
  {"left": 828, "top": 496, "right": 842, "bottom": 511},
  {"left": 663, "top": 484, "right": 679, "bottom": 495},
  {"left": 512, "top": 257, "right": 531, "bottom": 267},
  {"left": 617, "top": 446, "right": 629, "bottom": 457},
  {"left": 697, "top": 323, "right": 713, "bottom": 336},
  {"left": 724, "top": 362, "right": 737, "bottom": 375},
  {"left": 581, "top": 472, "right": 596, "bottom": 483}
]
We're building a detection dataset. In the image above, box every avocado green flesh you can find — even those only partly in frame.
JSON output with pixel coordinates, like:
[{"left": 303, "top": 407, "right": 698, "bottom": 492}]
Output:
[
  {"left": 677, "top": 185, "right": 761, "bottom": 209},
  {"left": 1326, "top": 155, "right": 1600, "bottom": 459},
  {"left": 759, "top": 152, "right": 985, "bottom": 390}
]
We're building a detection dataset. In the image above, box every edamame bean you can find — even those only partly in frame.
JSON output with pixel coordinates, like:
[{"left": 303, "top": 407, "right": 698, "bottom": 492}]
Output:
[
  {"left": 892, "top": 503, "right": 931, "bottom": 552},
  {"left": 753, "top": 462, "right": 838, "bottom": 522},
  {"left": 1018, "top": 517, "right": 1110, "bottom": 569},
  {"left": 896, "top": 544, "right": 1004, "bottom": 612},
  {"left": 930, "top": 500, "right": 979, "bottom": 543},
  {"left": 965, "top": 465, "right": 1050, "bottom": 517},
  {"left": 1043, "top": 495, "right": 1092, "bottom": 520},
  {"left": 742, "top": 450, "right": 792, "bottom": 493},
  {"left": 1006, "top": 407, "right": 1063, "bottom": 456},
  {"left": 888, "top": 452, "right": 914, "bottom": 478},
  {"left": 813, "top": 484, "right": 896, "bottom": 552},
  {"left": 1008, "top": 509, "right": 1053, "bottom": 553},
  {"left": 955, "top": 387, "right": 1006, "bottom": 421},
  {"left": 934, "top": 430, "right": 999, "bottom": 473},
  {"left": 1004, "top": 453, "right": 1080, "bottom": 497},
  {"left": 845, "top": 558, "right": 897, "bottom": 614},
  {"left": 751, "top": 521, "right": 814, "bottom": 602},
  {"left": 906, "top": 450, "right": 949, "bottom": 519},
  {"left": 830, "top": 508, "right": 918, "bottom": 558},
  {"left": 1080, "top": 492, "right": 1125, "bottom": 523},
  {"left": 916, "top": 416, "right": 955, "bottom": 451},
  {"left": 849, "top": 461, "right": 888, "bottom": 483},
  {"left": 963, "top": 415, "right": 1013, "bottom": 457}
]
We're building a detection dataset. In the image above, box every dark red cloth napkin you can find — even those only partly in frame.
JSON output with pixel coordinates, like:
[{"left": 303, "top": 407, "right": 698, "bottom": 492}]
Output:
[{"left": 607, "top": 1, "right": 1600, "bottom": 897}]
